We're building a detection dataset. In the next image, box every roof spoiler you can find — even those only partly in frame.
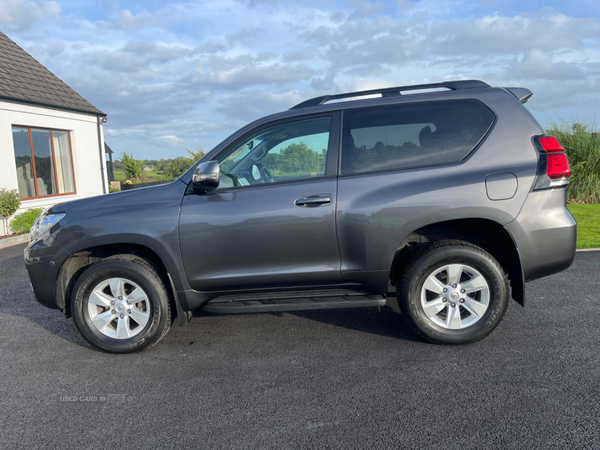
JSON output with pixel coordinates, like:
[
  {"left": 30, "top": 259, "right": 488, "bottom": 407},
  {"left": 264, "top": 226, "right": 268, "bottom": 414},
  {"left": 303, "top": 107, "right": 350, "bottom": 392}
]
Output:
[{"left": 505, "top": 87, "right": 533, "bottom": 104}]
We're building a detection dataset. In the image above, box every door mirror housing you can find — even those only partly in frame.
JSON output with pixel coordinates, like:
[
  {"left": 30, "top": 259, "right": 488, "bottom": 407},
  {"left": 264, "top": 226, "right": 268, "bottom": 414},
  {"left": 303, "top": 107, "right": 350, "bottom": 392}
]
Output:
[{"left": 192, "top": 161, "right": 220, "bottom": 192}]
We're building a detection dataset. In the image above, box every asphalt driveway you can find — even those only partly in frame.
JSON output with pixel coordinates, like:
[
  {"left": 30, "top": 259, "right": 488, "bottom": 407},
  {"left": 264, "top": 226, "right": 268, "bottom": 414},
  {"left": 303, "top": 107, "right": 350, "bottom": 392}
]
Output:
[{"left": 0, "top": 243, "right": 598, "bottom": 449}]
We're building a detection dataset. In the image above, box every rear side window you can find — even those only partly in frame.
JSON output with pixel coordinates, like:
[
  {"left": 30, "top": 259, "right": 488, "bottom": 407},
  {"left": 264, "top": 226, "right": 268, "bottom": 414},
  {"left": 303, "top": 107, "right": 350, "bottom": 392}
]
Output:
[{"left": 340, "top": 99, "right": 494, "bottom": 175}]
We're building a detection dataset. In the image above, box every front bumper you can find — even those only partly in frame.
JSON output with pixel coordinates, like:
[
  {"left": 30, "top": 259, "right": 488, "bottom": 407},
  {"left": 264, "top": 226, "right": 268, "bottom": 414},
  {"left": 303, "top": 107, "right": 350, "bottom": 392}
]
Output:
[{"left": 24, "top": 236, "right": 70, "bottom": 310}]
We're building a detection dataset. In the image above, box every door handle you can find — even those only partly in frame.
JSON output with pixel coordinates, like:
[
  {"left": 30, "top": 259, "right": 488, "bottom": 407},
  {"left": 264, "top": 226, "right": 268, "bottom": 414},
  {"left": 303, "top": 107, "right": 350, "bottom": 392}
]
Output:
[{"left": 295, "top": 195, "right": 332, "bottom": 207}]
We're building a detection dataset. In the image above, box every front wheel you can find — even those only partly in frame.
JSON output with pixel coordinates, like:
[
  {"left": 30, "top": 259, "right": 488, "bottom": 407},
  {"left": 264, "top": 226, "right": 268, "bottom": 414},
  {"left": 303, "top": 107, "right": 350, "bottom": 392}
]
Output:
[
  {"left": 71, "top": 255, "right": 171, "bottom": 353},
  {"left": 397, "top": 241, "right": 509, "bottom": 344}
]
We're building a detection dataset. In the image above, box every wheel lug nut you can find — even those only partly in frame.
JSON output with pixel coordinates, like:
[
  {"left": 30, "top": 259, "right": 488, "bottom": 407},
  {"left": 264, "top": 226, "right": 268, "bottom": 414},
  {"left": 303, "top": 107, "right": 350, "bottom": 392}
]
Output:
[
  {"left": 110, "top": 300, "right": 115, "bottom": 305},
  {"left": 127, "top": 309, "right": 131, "bottom": 314},
  {"left": 452, "top": 284, "right": 457, "bottom": 288},
  {"left": 111, "top": 310, "right": 116, "bottom": 315},
  {"left": 443, "top": 288, "right": 447, "bottom": 293},
  {"left": 451, "top": 303, "right": 456, "bottom": 308},
  {"left": 460, "top": 289, "right": 465, "bottom": 293},
  {"left": 459, "top": 298, "right": 465, "bottom": 303},
  {"left": 118, "top": 296, "right": 122, "bottom": 300},
  {"left": 126, "top": 300, "right": 130, "bottom": 305},
  {"left": 442, "top": 297, "right": 447, "bottom": 303},
  {"left": 120, "top": 314, "right": 124, "bottom": 319}
]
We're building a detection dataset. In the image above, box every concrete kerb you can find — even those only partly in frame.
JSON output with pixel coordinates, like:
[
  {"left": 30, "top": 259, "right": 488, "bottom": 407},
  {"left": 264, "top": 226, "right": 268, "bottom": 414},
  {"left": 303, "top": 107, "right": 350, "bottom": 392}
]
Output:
[{"left": 0, "top": 233, "right": 29, "bottom": 249}]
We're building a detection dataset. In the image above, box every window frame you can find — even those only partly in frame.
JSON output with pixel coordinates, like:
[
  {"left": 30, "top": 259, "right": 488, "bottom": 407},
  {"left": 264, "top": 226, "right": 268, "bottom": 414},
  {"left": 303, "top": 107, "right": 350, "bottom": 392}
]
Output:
[
  {"left": 11, "top": 125, "right": 78, "bottom": 200},
  {"left": 338, "top": 99, "right": 496, "bottom": 177},
  {"left": 210, "top": 112, "right": 341, "bottom": 192}
]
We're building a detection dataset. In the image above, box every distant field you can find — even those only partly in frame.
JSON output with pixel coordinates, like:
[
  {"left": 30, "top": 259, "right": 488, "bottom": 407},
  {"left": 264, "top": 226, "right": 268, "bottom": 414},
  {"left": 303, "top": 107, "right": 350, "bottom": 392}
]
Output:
[
  {"left": 567, "top": 204, "right": 600, "bottom": 249},
  {"left": 113, "top": 168, "right": 167, "bottom": 183}
]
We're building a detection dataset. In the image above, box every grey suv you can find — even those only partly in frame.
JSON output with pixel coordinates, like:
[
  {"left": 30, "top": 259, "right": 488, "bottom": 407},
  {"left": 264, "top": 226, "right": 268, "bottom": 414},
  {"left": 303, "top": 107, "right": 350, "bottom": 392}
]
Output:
[{"left": 25, "top": 80, "right": 576, "bottom": 353}]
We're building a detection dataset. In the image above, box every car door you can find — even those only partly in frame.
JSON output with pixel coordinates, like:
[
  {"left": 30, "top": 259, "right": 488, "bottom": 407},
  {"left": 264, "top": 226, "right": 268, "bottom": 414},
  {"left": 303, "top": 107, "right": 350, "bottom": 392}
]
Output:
[{"left": 179, "top": 113, "right": 342, "bottom": 292}]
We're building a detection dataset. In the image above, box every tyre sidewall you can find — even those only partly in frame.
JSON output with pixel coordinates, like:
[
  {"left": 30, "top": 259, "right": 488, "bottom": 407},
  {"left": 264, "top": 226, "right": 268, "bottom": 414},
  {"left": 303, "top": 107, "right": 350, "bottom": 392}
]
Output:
[
  {"left": 72, "top": 259, "right": 168, "bottom": 353},
  {"left": 401, "top": 245, "right": 508, "bottom": 344}
]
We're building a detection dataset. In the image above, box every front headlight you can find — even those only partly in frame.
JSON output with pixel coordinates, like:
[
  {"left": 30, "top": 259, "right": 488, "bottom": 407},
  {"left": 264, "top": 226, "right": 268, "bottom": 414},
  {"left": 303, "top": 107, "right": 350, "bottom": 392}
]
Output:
[{"left": 30, "top": 212, "right": 65, "bottom": 242}]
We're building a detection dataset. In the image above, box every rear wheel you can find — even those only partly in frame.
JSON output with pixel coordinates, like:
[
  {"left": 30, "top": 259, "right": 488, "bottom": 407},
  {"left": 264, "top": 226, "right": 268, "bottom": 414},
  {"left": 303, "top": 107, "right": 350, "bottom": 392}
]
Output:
[
  {"left": 71, "top": 255, "right": 171, "bottom": 353},
  {"left": 397, "top": 241, "right": 509, "bottom": 344}
]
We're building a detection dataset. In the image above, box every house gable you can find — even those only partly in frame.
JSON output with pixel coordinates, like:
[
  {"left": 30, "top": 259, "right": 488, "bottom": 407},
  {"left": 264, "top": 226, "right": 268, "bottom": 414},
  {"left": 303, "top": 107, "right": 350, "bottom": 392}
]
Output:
[{"left": 0, "top": 30, "right": 104, "bottom": 117}]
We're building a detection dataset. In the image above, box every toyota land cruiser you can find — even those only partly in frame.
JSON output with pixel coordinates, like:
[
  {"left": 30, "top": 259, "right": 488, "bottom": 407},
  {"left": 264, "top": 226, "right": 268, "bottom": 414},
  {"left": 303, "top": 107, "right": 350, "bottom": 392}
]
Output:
[{"left": 24, "top": 80, "right": 576, "bottom": 352}]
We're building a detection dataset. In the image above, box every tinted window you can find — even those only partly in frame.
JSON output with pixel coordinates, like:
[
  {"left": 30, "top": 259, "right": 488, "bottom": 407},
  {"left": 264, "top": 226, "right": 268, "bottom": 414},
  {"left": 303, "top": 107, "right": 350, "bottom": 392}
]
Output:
[
  {"left": 341, "top": 100, "right": 494, "bottom": 175},
  {"left": 218, "top": 116, "right": 331, "bottom": 188}
]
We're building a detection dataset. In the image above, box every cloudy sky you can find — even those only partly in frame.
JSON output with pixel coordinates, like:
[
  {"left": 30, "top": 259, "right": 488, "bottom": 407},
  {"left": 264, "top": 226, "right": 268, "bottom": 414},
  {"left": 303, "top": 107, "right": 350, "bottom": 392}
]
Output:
[{"left": 2, "top": 0, "right": 599, "bottom": 160}]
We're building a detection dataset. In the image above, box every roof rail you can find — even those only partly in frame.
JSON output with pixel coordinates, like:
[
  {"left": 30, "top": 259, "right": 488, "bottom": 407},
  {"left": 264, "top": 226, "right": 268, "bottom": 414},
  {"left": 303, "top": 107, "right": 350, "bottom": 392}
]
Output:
[{"left": 290, "top": 80, "right": 491, "bottom": 110}]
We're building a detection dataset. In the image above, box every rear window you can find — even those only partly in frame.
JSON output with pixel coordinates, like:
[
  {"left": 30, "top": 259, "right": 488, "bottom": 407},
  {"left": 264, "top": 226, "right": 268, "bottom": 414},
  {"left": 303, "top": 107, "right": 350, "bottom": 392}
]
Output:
[{"left": 340, "top": 99, "right": 494, "bottom": 175}]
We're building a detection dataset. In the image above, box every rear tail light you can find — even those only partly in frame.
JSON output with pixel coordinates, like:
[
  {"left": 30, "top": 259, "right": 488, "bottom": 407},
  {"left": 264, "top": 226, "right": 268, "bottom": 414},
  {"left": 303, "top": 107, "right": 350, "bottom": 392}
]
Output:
[
  {"left": 546, "top": 154, "right": 571, "bottom": 179},
  {"left": 538, "top": 136, "right": 564, "bottom": 153},
  {"left": 533, "top": 135, "right": 570, "bottom": 189}
]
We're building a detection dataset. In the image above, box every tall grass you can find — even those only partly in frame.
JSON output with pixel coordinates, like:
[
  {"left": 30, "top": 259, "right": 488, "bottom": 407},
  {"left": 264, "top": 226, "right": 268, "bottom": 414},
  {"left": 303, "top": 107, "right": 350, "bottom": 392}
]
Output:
[{"left": 545, "top": 118, "right": 600, "bottom": 203}]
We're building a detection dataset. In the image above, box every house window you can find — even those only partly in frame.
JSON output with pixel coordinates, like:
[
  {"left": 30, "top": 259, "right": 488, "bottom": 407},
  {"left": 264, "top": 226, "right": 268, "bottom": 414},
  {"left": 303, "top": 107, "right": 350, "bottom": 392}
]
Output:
[{"left": 12, "top": 126, "right": 76, "bottom": 199}]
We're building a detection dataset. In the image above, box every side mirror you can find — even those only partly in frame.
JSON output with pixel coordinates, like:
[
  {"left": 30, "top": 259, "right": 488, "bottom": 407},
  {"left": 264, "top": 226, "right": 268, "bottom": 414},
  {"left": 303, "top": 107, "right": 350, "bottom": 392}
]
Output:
[{"left": 192, "top": 161, "right": 220, "bottom": 192}]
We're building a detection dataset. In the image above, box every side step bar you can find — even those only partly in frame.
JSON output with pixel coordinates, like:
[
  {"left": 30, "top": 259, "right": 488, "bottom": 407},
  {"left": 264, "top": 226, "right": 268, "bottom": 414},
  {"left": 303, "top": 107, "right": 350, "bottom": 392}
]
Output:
[{"left": 202, "top": 294, "right": 387, "bottom": 314}]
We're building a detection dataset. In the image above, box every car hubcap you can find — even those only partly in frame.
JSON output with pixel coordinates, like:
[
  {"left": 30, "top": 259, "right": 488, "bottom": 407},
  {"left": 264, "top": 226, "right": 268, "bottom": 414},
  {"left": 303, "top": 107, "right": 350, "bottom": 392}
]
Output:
[
  {"left": 420, "top": 263, "right": 490, "bottom": 329},
  {"left": 87, "top": 277, "right": 150, "bottom": 339}
]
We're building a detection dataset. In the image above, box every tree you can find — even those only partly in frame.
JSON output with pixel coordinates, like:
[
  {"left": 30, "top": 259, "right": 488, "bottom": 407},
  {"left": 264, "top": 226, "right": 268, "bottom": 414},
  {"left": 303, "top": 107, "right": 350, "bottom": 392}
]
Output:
[
  {"left": 164, "top": 157, "right": 195, "bottom": 179},
  {"left": 187, "top": 145, "right": 205, "bottom": 163},
  {"left": 277, "top": 142, "right": 321, "bottom": 175},
  {"left": 163, "top": 145, "right": 206, "bottom": 179},
  {"left": 0, "top": 188, "right": 21, "bottom": 235},
  {"left": 120, "top": 152, "right": 143, "bottom": 182}
]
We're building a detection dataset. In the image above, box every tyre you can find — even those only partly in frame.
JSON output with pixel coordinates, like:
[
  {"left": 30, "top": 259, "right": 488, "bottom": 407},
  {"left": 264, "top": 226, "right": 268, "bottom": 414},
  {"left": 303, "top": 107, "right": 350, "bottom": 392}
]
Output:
[
  {"left": 71, "top": 255, "right": 171, "bottom": 353},
  {"left": 397, "top": 240, "right": 509, "bottom": 344}
]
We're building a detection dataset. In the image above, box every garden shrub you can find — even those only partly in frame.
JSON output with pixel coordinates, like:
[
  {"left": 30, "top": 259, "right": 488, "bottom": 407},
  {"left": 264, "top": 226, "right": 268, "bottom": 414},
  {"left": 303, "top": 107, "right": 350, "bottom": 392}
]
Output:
[{"left": 10, "top": 208, "right": 43, "bottom": 234}]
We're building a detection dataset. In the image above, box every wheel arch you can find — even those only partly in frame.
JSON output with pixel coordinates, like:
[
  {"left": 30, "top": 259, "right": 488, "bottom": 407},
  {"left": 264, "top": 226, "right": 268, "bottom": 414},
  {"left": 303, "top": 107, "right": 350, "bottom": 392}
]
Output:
[
  {"left": 56, "top": 242, "right": 188, "bottom": 322},
  {"left": 390, "top": 218, "right": 524, "bottom": 306}
]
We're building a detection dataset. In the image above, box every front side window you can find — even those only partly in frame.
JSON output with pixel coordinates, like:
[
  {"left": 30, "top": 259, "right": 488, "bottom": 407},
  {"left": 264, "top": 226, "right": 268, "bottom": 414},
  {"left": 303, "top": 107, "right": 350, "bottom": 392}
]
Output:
[
  {"left": 217, "top": 116, "right": 331, "bottom": 189},
  {"left": 12, "top": 127, "right": 76, "bottom": 199},
  {"left": 341, "top": 100, "right": 495, "bottom": 175}
]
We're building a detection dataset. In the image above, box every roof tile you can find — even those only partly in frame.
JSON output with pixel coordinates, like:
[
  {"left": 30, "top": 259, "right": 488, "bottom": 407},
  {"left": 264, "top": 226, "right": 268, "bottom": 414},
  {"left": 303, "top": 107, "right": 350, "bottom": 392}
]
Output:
[{"left": 0, "top": 30, "right": 104, "bottom": 116}]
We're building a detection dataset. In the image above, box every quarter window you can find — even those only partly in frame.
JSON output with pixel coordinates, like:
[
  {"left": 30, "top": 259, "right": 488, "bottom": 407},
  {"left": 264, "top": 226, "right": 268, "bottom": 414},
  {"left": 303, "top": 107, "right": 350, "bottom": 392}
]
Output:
[
  {"left": 341, "top": 100, "right": 495, "bottom": 175},
  {"left": 12, "top": 127, "right": 76, "bottom": 199}
]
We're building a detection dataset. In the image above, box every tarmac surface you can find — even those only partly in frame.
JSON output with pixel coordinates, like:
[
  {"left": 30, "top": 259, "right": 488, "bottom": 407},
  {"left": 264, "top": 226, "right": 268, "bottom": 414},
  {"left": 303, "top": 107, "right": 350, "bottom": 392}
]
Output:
[{"left": 0, "top": 242, "right": 598, "bottom": 449}]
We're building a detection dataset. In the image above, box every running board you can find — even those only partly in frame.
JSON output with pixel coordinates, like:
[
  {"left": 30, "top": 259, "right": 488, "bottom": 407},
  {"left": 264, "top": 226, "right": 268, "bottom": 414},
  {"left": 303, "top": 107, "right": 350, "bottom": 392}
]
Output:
[{"left": 202, "top": 294, "right": 387, "bottom": 314}]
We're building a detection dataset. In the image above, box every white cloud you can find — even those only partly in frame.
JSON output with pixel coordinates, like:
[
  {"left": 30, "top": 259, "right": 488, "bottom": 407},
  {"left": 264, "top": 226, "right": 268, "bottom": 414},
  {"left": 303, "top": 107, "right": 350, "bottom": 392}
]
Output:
[
  {"left": 109, "top": 10, "right": 156, "bottom": 31},
  {"left": 155, "top": 135, "right": 188, "bottom": 147},
  {"left": 0, "top": 0, "right": 60, "bottom": 29},
  {"left": 505, "top": 49, "right": 585, "bottom": 81}
]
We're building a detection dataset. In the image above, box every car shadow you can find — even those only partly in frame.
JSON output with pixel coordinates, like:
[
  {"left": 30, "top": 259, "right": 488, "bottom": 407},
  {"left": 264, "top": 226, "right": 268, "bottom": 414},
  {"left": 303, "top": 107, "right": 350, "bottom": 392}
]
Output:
[{"left": 287, "top": 305, "right": 421, "bottom": 342}]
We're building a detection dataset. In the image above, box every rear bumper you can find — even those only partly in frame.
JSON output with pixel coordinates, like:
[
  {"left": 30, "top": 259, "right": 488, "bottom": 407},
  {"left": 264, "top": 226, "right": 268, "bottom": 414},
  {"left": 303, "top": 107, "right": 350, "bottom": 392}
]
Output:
[{"left": 505, "top": 188, "right": 576, "bottom": 282}]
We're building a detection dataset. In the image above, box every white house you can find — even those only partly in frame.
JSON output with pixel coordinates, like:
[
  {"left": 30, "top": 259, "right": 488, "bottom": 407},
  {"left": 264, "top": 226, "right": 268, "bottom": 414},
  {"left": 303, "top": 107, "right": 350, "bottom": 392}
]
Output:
[{"left": 0, "top": 30, "right": 108, "bottom": 236}]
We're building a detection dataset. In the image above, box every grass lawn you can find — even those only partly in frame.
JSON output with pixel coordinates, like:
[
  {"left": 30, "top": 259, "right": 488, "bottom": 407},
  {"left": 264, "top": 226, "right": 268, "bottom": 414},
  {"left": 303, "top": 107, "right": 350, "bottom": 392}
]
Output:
[{"left": 568, "top": 204, "right": 600, "bottom": 249}]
